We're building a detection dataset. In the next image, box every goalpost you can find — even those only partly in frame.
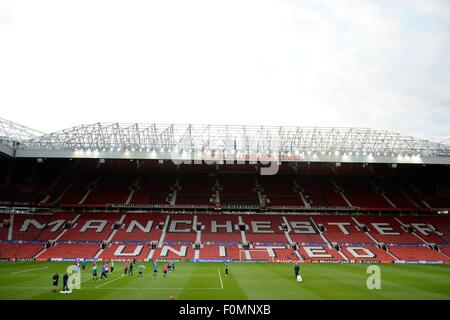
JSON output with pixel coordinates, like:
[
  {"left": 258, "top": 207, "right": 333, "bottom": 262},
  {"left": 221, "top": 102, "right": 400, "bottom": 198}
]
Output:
[{"left": 238, "top": 250, "right": 275, "bottom": 262}]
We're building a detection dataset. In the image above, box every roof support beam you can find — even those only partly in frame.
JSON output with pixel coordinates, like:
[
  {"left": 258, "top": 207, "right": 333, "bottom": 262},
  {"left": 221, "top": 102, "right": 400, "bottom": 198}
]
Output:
[{"left": 0, "top": 143, "right": 14, "bottom": 157}]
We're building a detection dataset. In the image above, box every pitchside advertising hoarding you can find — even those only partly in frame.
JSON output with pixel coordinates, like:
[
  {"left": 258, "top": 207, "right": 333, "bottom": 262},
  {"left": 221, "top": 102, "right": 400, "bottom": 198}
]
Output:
[
  {"left": 9, "top": 213, "right": 448, "bottom": 263},
  {"left": 41, "top": 258, "right": 445, "bottom": 265}
]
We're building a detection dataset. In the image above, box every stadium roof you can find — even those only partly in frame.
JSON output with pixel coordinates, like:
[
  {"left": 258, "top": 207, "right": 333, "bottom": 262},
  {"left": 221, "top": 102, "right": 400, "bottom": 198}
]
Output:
[
  {"left": 1, "top": 119, "right": 450, "bottom": 165},
  {"left": 0, "top": 118, "right": 44, "bottom": 145}
]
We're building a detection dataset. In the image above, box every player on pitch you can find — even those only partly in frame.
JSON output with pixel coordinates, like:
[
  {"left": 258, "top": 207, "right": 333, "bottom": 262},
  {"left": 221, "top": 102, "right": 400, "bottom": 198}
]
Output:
[{"left": 138, "top": 264, "right": 146, "bottom": 279}]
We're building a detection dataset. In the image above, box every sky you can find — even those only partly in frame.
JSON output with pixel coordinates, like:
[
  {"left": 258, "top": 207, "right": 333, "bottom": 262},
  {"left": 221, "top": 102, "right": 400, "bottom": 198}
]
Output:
[{"left": 0, "top": 0, "right": 449, "bottom": 140}]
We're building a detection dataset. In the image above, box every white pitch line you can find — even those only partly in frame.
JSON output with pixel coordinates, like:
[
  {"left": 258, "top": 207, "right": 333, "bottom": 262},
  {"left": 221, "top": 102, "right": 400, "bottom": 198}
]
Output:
[
  {"left": 0, "top": 286, "right": 224, "bottom": 290},
  {"left": 94, "top": 276, "right": 124, "bottom": 289},
  {"left": 217, "top": 268, "right": 224, "bottom": 289},
  {"left": 95, "top": 287, "right": 223, "bottom": 290},
  {"left": 153, "top": 275, "right": 217, "bottom": 278},
  {"left": 81, "top": 277, "right": 93, "bottom": 283},
  {"left": 10, "top": 266, "right": 49, "bottom": 275},
  {"left": 166, "top": 274, "right": 217, "bottom": 276}
]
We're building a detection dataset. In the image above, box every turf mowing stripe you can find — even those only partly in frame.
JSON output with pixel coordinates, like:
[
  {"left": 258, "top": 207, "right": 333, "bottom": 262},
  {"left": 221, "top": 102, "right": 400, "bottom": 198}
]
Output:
[
  {"left": 10, "top": 266, "right": 49, "bottom": 275},
  {"left": 0, "top": 262, "right": 448, "bottom": 299},
  {"left": 217, "top": 269, "right": 224, "bottom": 289},
  {"left": 94, "top": 276, "right": 125, "bottom": 289},
  {"left": 0, "top": 287, "right": 225, "bottom": 290}
]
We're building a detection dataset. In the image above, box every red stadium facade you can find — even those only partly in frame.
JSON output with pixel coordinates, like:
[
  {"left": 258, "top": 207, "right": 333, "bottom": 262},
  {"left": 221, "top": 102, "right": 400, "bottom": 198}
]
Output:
[
  {"left": 0, "top": 121, "right": 449, "bottom": 264},
  {"left": 0, "top": 158, "right": 449, "bottom": 264}
]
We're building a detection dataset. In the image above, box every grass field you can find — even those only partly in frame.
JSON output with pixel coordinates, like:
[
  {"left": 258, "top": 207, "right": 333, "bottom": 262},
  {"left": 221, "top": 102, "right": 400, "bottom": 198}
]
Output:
[{"left": 0, "top": 261, "right": 449, "bottom": 300}]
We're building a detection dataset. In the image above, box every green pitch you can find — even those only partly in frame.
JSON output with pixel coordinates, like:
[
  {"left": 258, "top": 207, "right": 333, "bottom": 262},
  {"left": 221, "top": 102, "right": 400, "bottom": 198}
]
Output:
[{"left": 0, "top": 261, "right": 449, "bottom": 300}]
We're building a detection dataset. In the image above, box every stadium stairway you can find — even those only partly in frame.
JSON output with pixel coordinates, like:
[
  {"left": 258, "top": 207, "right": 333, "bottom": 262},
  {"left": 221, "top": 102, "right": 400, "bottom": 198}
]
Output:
[
  {"left": 33, "top": 213, "right": 82, "bottom": 259},
  {"left": 241, "top": 214, "right": 290, "bottom": 244},
  {"left": 197, "top": 214, "right": 241, "bottom": 242},
  {"left": 94, "top": 214, "right": 127, "bottom": 259},
  {"left": 0, "top": 242, "right": 45, "bottom": 260},
  {"left": 395, "top": 216, "right": 449, "bottom": 244},
  {"left": 110, "top": 213, "right": 166, "bottom": 242},
  {"left": 124, "top": 176, "right": 140, "bottom": 205},
  {"left": 237, "top": 216, "right": 251, "bottom": 260},
  {"left": 0, "top": 212, "right": 449, "bottom": 263},
  {"left": 308, "top": 216, "right": 333, "bottom": 248},
  {"left": 100, "top": 243, "right": 152, "bottom": 261},
  {"left": 350, "top": 216, "right": 399, "bottom": 262},
  {"left": 312, "top": 215, "right": 376, "bottom": 244},
  {"left": 0, "top": 213, "right": 11, "bottom": 241},
  {"left": 440, "top": 246, "right": 450, "bottom": 258},
  {"left": 330, "top": 179, "right": 353, "bottom": 207}
]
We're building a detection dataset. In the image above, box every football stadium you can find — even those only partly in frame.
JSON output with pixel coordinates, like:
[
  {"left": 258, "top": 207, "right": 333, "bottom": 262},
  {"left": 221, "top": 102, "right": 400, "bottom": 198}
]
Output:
[
  {"left": 0, "top": 119, "right": 449, "bottom": 300},
  {"left": 1, "top": 1, "right": 450, "bottom": 309}
]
